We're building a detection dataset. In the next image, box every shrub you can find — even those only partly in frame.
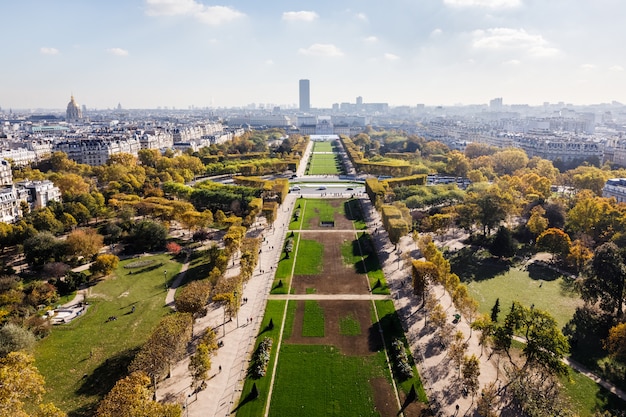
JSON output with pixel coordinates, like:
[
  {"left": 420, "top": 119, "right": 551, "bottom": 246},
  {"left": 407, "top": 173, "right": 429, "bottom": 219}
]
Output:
[
  {"left": 250, "top": 337, "right": 273, "bottom": 378},
  {"left": 391, "top": 338, "right": 413, "bottom": 380}
]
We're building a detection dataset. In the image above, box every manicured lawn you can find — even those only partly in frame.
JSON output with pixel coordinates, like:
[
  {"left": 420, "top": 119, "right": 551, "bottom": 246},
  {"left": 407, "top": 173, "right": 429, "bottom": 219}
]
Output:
[
  {"left": 291, "top": 199, "right": 344, "bottom": 230},
  {"left": 302, "top": 300, "right": 325, "bottom": 337},
  {"left": 283, "top": 300, "right": 297, "bottom": 339},
  {"left": 560, "top": 367, "right": 626, "bottom": 416},
  {"left": 35, "top": 254, "right": 182, "bottom": 416},
  {"left": 344, "top": 199, "right": 367, "bottom": 230},
  {"left": 466, "top": 267, "right": 582, "bottom": 329},
  {"left": 269, "top": 345, "right": 389, "bottom": 417},
  {"left": 307, "top": 153, "right": 341, "bottom": 175},
  {"left": 271, "top": 233, "right": 299, "bottom": 294},
  {"left": 375, "top": 300, "right": 427, "bottom": 401},
  {"left": 236, "top": 300, "right": 287, "bottom": 417},
  {"left": 313, "top": 141, "right": 334, "bottom": 152},
  {"left": 339, "top": 313, "right": 361, "bottom": 335},
  {"left": 294, "top": 239, "right": 324, "bottom": 275}
]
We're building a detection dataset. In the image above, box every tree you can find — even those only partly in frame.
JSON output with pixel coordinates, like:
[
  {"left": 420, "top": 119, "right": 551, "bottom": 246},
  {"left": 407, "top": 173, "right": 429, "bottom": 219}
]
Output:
[
  {"left": 604, "top": 322, "right": 626, "bottom": 362},
  {"left": 64, "top": 228, "right": 104, "bottom": 260},
  {"left": 566, "top": 239, "right": 593, "bottom": 274},
  {"left": 536, "top": 228, "right": 571, "bottom": 261},
  {"left": 491, "top": 298, "right": 500, "bottom": 323},
  {"left": 411, "top": 260, "right": 439, "bottom": 305},
  {"left": 448, "top": 330, "right": 468, "bottom": 377},
  {"left": 0, "top": 324, "right": 36, "bottom": 357},
  {"left": 527, "top": 205, "right": 548, "bottom": 236},
  {"left": 476, "top": 382, "right": 498, "bottom": 417},
  {"left": 490, "top": 226, "right": 516, "bottom": 258},
  {"left": 188, "top": 343, "right": 211, "bottom": 395},
  {"left": 174, "top": 280, "right": 212, "bottom": 316},
  {"left": 128, "top": 220, "right": 167, "bottom": 252},
  {"left": 0, "top": 351, "right": 66, "bottom": 417},
  {"left": 491, "top": 148, "right": 529, "bottom": 175},
  {"left": 582, "top": 242, "right": 626, "bottom": 319},
  {"left": 90, "top": 254, "right": 119, "bottom": 277},
  {"left": 23, "top": 232, "right": 62, "bottom": 269},
  {"left": 461, "top": 354, "right": 480, "bottom": 397},
  {"left": 471, "top": 314, "right": 495, "bottom": 355},
  {"left": 95, "top": 371, "right": 181, "bottom": 417}
]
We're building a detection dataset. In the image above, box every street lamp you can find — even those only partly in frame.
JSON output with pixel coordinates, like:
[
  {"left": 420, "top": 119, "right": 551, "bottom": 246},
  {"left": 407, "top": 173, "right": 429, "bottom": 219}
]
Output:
[{"left": 164, "top": 270, "right": 168, "bottom": 290}]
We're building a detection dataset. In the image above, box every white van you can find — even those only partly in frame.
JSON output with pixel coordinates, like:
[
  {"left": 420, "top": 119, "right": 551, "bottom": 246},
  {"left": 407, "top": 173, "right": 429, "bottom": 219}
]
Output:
[{"left": 292, "top": 186, "right": 301, "bottom": 191}]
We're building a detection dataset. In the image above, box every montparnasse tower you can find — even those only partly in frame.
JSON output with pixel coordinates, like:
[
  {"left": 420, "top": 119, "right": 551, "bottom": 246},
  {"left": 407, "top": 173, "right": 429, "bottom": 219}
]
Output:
[{"left": 66, "top": 94, "right": 82, "bottom": 122}]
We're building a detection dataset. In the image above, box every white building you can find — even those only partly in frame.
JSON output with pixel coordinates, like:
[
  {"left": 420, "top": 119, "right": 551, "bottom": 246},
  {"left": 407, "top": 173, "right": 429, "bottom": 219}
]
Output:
[{"left": 603, "top": 178, "right": 626, "bottom": 203}]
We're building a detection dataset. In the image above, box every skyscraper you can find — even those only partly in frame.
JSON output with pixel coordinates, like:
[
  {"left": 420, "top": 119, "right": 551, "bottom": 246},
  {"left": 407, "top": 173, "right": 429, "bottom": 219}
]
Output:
[{"left": 299, "top": 79, "right": 310, "bottom": 112}]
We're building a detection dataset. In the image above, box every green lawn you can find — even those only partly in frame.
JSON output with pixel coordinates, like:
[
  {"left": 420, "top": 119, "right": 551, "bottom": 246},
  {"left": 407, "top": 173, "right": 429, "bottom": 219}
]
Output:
[
  {"left": 342, "top": 234, "right": 390, "bottom": 295},
  {"left": 560, "top": 367, "right": 626, "bottom": 416},
  {"left": 339, "top": 313, "right": 361, "bottom": 335},
  {"left": 344, "top": 199, "right": 367, "bottom": 230},
  {"left": 269, "top": 345, "right": 389, "bottom": 417},
  {"left": 271, "top": 233, "right": 300, "bottom": 294},
  {"left": 34, "top": 254, "right": 182, "bottom": 416},
  {"left": 313, "top": 141, "right": 333, "bottom": 152},
  {"left": 307, "top": 153, "right": 341, "bottom": 175},
  {"left": 236, "top": 300, "right": 287, "bottom": 417},
  {"left": 294, "top": 239, "right": 324, "bottom": 275},
  {"left": 302, "top": 300, "right": 325, "bottom": 337},
  {"left": 466, "top": 266, "right": 582, "bottom": 329},
  {"left": 290, "top": 199, "right": 345, "bottom": 230},
  {"left": 375, "top": 300, "right": 427, "bottom": 401}
]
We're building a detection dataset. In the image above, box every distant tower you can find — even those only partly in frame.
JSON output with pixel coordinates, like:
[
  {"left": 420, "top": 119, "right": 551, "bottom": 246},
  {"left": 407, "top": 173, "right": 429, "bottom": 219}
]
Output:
[
  {"left": 299, "top": 79, "right": 310, "bottom": 112},
  {"left": 356, "top": 96, "right": 363, "bottom": 105},
  {"left": 66, "top": 95, "right": 82, "bottom": 122},
  {"left": 489, "top": 97, "right": 503, "bottom": 110}
]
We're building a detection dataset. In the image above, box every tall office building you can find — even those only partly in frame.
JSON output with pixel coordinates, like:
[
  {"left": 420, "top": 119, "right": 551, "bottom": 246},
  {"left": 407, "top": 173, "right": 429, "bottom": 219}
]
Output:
[{"left": 299, "top": 79, "right": 310, "bottom": 112}]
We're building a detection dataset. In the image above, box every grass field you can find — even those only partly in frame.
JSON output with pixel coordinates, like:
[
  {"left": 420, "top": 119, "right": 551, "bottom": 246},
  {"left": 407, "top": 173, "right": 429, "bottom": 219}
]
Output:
[
  {"left": 313, "top": 141, "right": 334, "bottom": 152},
  {"left": 560, "top": 367, "right": 626, "bottom": 416},
  {"left": 307, "top": 153, "right": 342, "bottom": 175},
  {"left": 290, "top": 199, "right": 345, "bottom": 230},
  {"left": 339, "top": 313, "right": 361, "bottom": 335},
  {"left": 341, "top": 234, "right": 390, "bottom": 295},
  {"left": 271, "top": 233, "right": 300, "bottom": 294},
  {"left": 235, "top": 300, "right": 287, "bottom": 417},
  {"left": 375, "top": 300, "right": 427, "bottom": 400},
  {"left": 34, "top": 254, "right": 182, "bottom": 416},
  {"left": 294, "top": 239, "right": 324, "bottom": 275},
  {"left": 466, "top": 266, "right": 582, "bottom": 329},
  {"left": 270, "top": 345, "right": 390, "bottom": 417},
  {"left": 302, "top": 300, "right": 325, "bottom": 337}
]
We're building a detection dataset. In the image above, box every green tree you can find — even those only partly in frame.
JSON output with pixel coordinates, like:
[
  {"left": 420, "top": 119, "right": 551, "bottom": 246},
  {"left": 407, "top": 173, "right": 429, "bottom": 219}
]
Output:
[
  {"left": 490, "top": 226, "right": 516, "bottom": 258},
  {"left": 582, "top": 242, "right": 626, "bottom": 318},
  {"left": 188, "top": 343, "right": 211, "bottom": 395},
  {"left": 527, "top": 205, "right": 548, "bottom": 236},
  {"left": 129, "top": 220, "right": 167, "bottom": 252},
  {"left": 536, "top": 228, "right": 571, "bottom": 261},
  {"left": 23, "top": 232, "right": 62, "bottom": 269},
  {"left": 0, "top": 324, "right": 36, "bottom": 357}
]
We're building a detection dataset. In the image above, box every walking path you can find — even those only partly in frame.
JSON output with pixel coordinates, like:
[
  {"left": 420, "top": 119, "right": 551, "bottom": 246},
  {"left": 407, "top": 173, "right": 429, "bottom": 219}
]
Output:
[{"left": 156, "top": 194, "right": 299, "bottom": 417}]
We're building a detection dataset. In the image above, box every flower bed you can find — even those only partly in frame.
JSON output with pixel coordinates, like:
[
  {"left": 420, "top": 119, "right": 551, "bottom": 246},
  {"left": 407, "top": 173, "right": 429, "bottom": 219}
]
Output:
[{"left": 124, "top": 259, "right": 157, "bottom": 269}]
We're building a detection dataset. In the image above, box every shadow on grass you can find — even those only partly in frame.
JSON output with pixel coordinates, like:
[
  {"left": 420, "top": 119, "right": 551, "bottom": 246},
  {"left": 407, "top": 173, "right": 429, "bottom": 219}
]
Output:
[
  {"left": 231, "top": 383, "right": 259, "bottom": 414},
  {"left": 75, "top": 347, "right": 139, "bottom": 398},
  {"left": 449, "top": 247, "right": 510, "bottom": 282},
  {"left": 344, "top": 199, "right": 363, "bottom": 221},
  {"left": 526, "top": 262, "right": 562, "bottom": 281},
  {"left": 67, "top": 401, "right": 100, "bottom": 417}
]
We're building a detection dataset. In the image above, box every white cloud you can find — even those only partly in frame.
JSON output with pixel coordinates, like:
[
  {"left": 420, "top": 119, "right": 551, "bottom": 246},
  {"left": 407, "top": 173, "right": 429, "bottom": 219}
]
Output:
[
  {"left": 298, "top": 43, "right": 343, "bottom": 57},
  {"left": 472, "top": 28, "right": 559, "bottom": 57},
  {"left": 580, "top": 64, "right": 595, "bottom": 71},
  {"left": 40, "top": 47, "right": 59, "bottom": 55},
  {"left": 384, "top": 53, "right": 400, "bottom": 61},
  {"left": 282, "top": 11, "right": 318, "bottom": 22},
  {"left": 443, "top": 0, "right": 521, "bottom": 8},
  {"left": 502, "top": 59, "right": 521, "bottom": 66},
  {"left": 145, "top": 0, "right": 243, "bottom": 25},
  {"left": 107, "top": 48, "right": 129, "bottom": 56},
  {"left": 430, "top": 28, "right": 443, "bottom": 38},
  {"left": 364, "top": 36, "right": 378, "bottom": 43},
  {"left": 356, "top": 12, "right": 368, "bottom": 22},
  {"left": 609, "top": 65, "right": 624, "bottom": 72},
  {"left": 264, "top": 59, "right": 274, "bottom": 66}
]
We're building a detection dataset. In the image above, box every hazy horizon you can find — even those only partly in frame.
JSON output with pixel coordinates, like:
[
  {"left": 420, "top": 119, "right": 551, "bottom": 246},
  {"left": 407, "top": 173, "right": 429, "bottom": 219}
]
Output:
[{"left": 2, "top": 0, "right": 625, "bottom": 110}]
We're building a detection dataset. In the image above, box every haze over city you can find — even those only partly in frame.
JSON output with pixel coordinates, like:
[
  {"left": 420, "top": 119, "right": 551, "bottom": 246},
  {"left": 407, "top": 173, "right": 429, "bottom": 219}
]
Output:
[{"left": 2, "top": 0, "right": 625, "bottom": 109}]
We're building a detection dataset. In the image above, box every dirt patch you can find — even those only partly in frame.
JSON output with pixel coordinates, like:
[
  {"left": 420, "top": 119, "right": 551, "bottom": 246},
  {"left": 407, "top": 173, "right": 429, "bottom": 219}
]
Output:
[
  {"left": 287, "top": 300, "right": 382, "bottom": 355},
  {"left": 293, "top": 231, "right": 369, "bottom": 294},
  {"left": 371, "top": 377, "right": 398, "bottom": 417}
]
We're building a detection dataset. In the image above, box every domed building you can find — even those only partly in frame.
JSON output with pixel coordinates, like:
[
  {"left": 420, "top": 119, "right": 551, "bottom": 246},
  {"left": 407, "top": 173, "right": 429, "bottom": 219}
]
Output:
[{"left": 66, "top": 95, "right": 82, "bottom": 122}]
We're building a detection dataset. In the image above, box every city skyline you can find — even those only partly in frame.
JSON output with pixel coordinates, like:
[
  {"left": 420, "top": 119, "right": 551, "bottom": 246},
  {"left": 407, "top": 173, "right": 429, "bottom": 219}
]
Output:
[{"left": 2, "top": 0, "right": 626, "bottom": 110}]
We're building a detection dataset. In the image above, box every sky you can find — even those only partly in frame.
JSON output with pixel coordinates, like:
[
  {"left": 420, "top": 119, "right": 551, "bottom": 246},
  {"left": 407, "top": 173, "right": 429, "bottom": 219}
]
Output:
[{"left": 1, "top": 0, "right": 625, "bottom": 110}]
